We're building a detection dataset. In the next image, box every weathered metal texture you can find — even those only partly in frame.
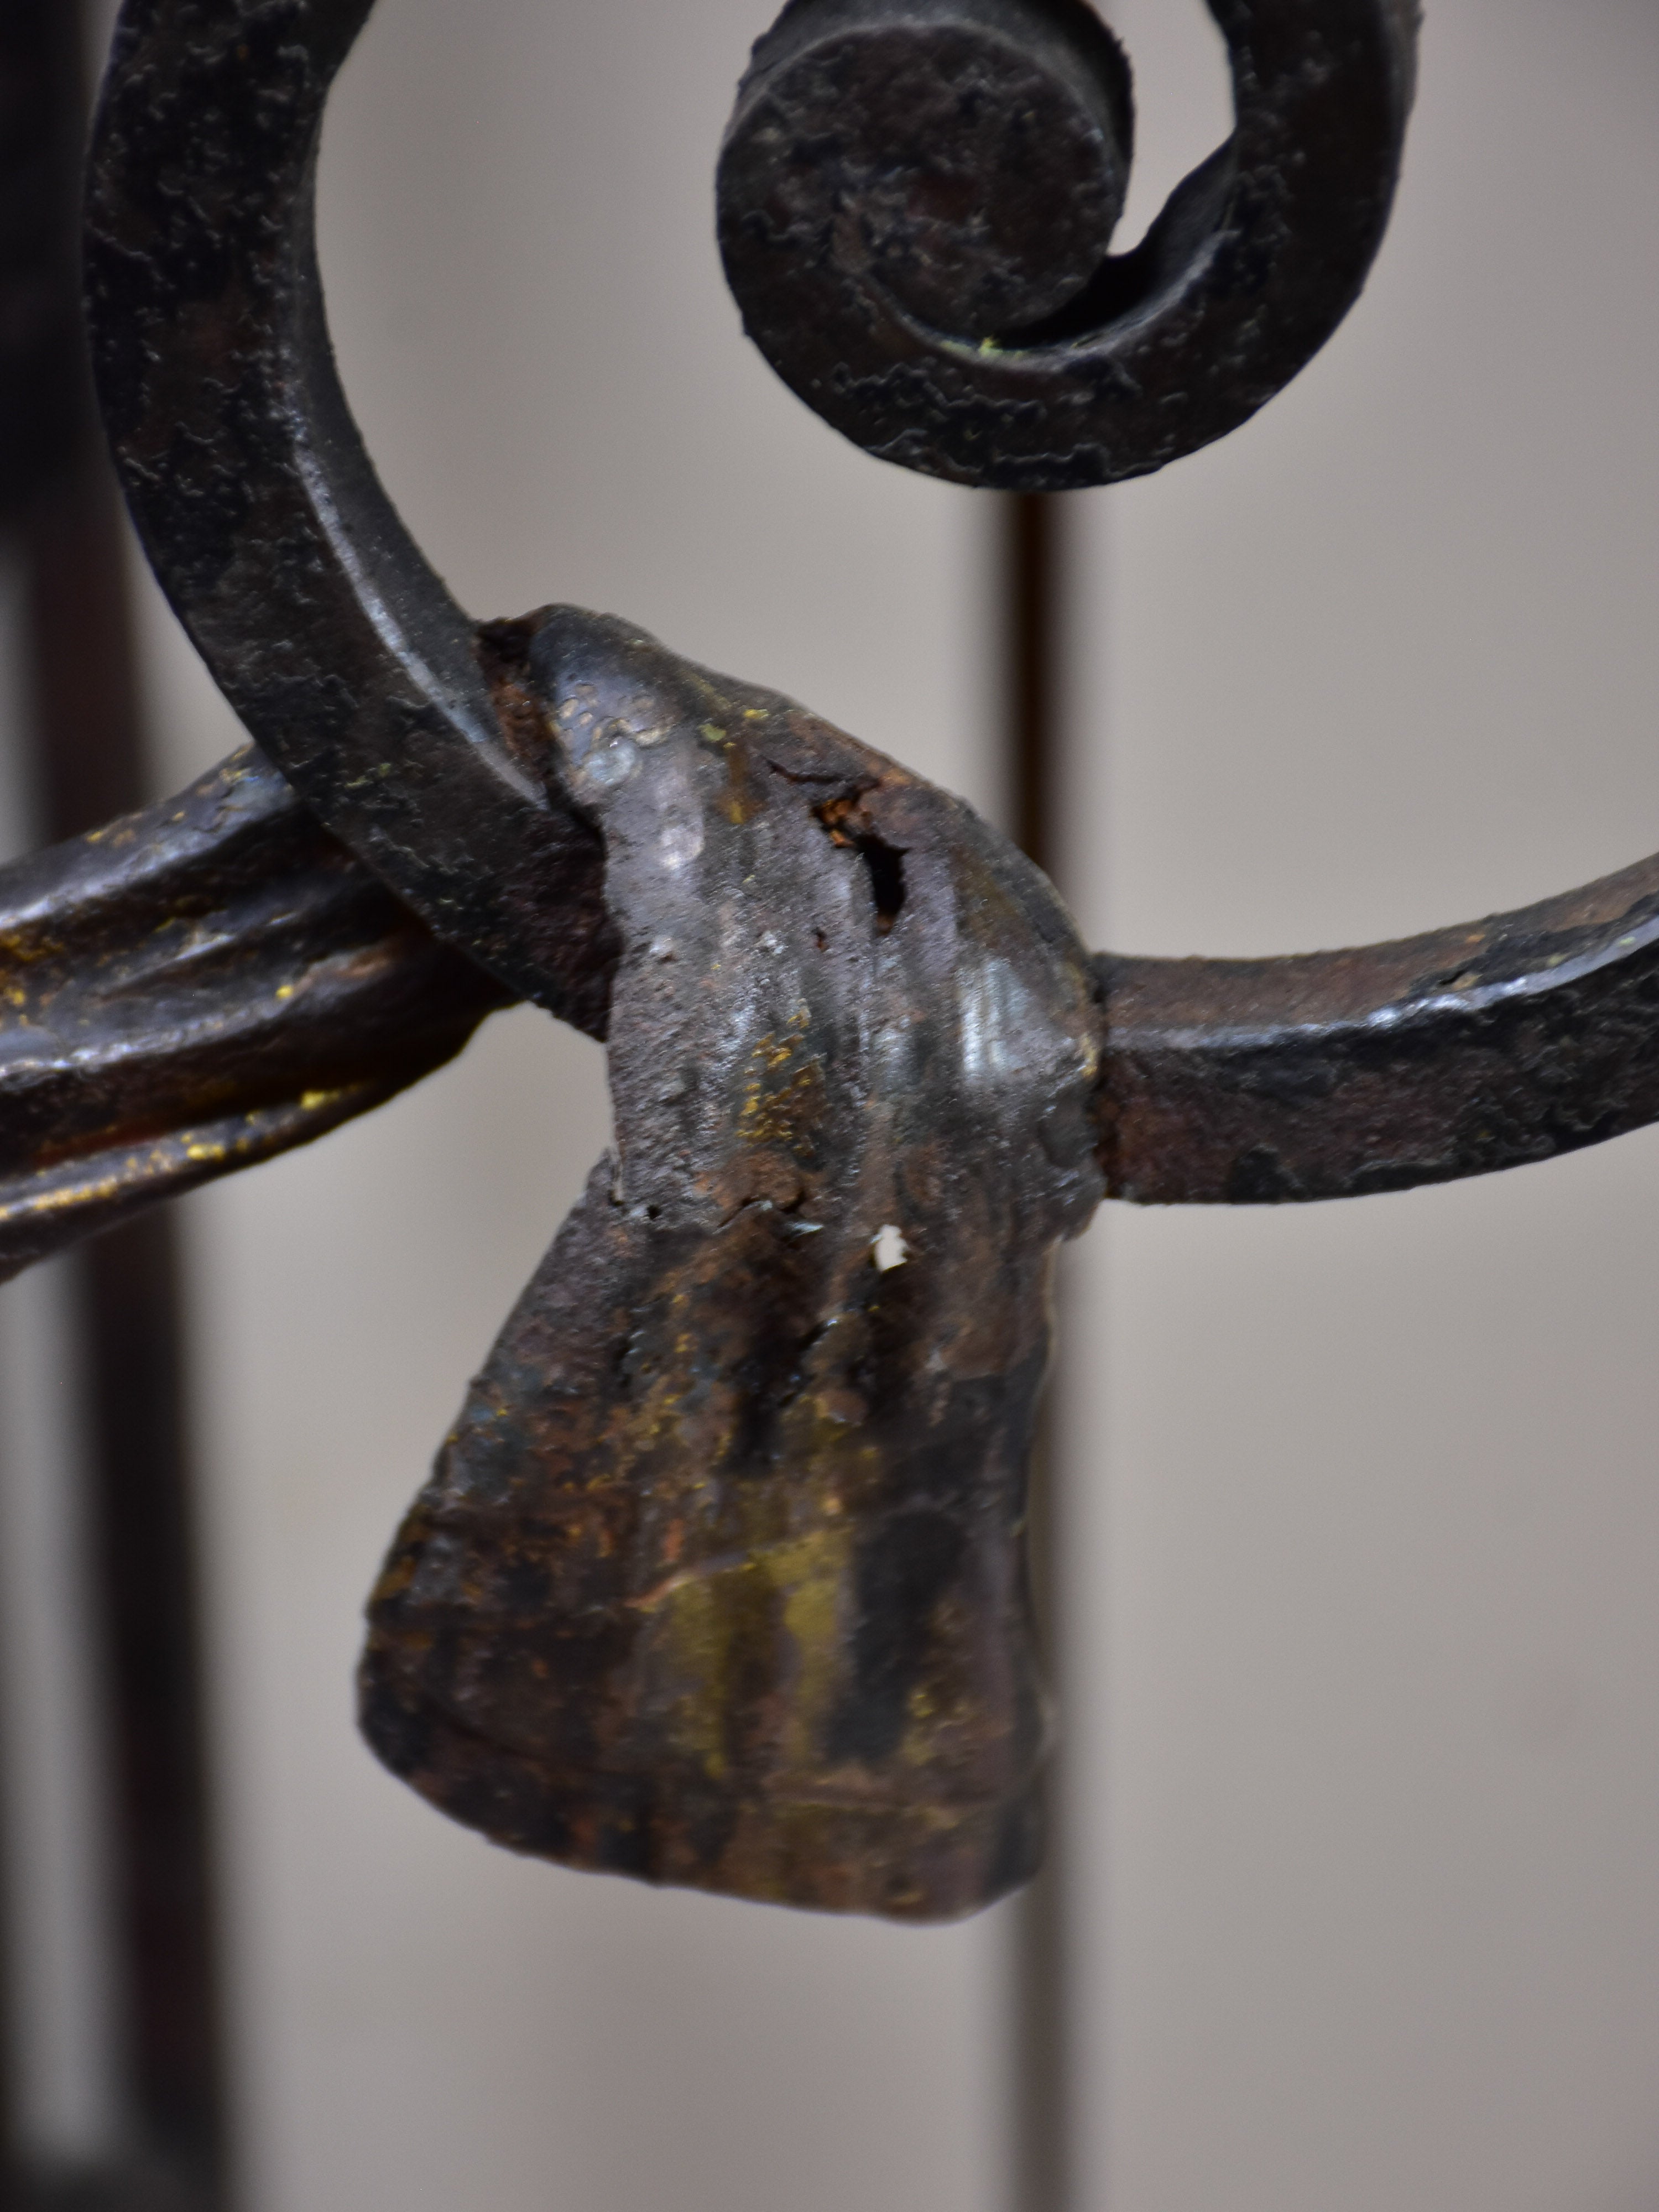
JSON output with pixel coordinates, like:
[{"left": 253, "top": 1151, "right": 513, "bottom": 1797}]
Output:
[
  {"left": 718, "top": 0, "right": 1419, "bottom": 490},
  {"left": 35, "top": 0, "right": 1659, "bottom": 1927},
  {"left": 0, "top": 749, "right": 505, "bottom": 1282},
  {"left": 361, "top": 611, "right": 1102, "bottom": 1918},
  {"left": 84, "top": 0, "right": 617, "bottom": 1027},
  {"left": 728, "top": 0, "right": 1136, "bottom": 346},
  {"left": 1100, "top": 854, "right": 1659, "bottom": 1204}
]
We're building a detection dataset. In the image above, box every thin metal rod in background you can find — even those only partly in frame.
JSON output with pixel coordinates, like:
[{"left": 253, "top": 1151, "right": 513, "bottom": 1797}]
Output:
[
  {"left": 1005, "top": 488, "right": 1076, "bottom": 2212},
  {"left": 2, "top": 5, "right": 230, "bottom": 2205},
  {"left": 1007, "top": 494, "right": 1062, "bottom": 880}
]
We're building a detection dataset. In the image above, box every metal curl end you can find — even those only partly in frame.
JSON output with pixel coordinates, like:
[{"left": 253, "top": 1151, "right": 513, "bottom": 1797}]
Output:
[{"left": 718, "top": 0, "right": 1420, "bottom": 489}]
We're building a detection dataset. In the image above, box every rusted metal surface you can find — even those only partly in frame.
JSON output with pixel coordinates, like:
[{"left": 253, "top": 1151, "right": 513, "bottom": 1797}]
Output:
[
  {"left": 1100, "top": 854, "right": 1659, "bottom": 1203},
  {"left": 361, "top": 610, "right": 1102, "bottom": 1917},
  {"left": 0, "top": 0, "right": 1637, "bottom": 1929},
  {"left": 0, "top": 752, "right": 504, "bottom": 1282},
  {"left": 718, "top": 0, "right": 1420, "bottom": 489},
  {"left": 726, "top": 0, "right": 1135, "bottom": 347}
]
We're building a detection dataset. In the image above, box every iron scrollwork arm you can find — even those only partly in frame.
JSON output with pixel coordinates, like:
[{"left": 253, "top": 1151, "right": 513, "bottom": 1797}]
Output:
[{"left": 0, "top": 0, "right": 1652, "bottom": 1917}]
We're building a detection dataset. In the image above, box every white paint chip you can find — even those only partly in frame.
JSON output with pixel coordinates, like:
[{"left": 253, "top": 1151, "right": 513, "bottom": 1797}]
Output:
[{"left": 872, "top": 1224, "right": 909, "bottom": 1272}]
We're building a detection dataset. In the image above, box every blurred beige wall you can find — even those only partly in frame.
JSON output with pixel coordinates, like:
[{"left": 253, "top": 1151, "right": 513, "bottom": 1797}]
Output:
[{"left": 6, "top": 1, "right": 1659, "bottom": 2208}]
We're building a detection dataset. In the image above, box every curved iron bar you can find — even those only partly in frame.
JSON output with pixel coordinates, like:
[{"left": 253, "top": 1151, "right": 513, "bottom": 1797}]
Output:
[
  {"left": 718, "top": 0, "right": 1420, "bottom": 489},
  {"left": 0, "top": 750, "right": 505, "bottom": 1282},
  {"left": 85, "top": 0, "right": 615, "bottom": 1029},
  {"left": 1100, "top": 855, "right": 1659, "bottom": 1203}
]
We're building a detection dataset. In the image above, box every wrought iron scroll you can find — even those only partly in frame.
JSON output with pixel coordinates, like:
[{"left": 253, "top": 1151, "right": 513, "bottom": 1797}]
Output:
[{"left": 0, "top": 0, "right": 1653, "bottom": 1928}]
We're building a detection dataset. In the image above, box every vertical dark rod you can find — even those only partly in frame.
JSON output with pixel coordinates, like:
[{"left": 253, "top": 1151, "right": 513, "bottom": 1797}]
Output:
[
  {"left": 0, "top": 6, "right": 51, "bottom": 2176},
  {"left": 25, "top": 484, "right": 230, "bottom": 2211},
  {"left": 0, "top": 7, "right": 88, "bottom": 2189},
  {"left": 1008, "top": 493, "right": 1061, "bottom": 880},
  {"left": 4, "top": 3, "right": 230, "bottom": 2203},
  {"left": 1005, "top": 489, "right": 1073, "bottom": 2212}
]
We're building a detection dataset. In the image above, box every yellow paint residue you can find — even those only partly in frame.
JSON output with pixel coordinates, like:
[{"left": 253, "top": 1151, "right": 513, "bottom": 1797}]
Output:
[
  {"left": 25, "top": 1173, "right": 122, "bottom": 1213},
  {"left": 738, "top": 1062, "right": 822, "bottom": 1150},
  {"left": 633, "top": 1521, "right": 854, "bottom": 1783},
  {"left": 776, "top": 1525, "right": 854, "bottom": 1771},
  {"left": 737, "top": 1010, "right": 823, "bottom": 1154}
]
